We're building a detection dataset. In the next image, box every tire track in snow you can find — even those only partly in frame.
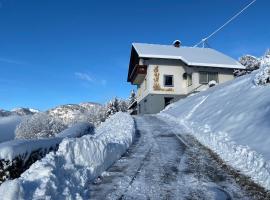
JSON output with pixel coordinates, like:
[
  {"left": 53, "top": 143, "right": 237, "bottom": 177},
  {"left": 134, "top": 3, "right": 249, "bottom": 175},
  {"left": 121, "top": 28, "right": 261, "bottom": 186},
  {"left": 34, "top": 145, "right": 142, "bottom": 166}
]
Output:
[{"left": 117, "top": 146, "right": 153, "bottom": 200}]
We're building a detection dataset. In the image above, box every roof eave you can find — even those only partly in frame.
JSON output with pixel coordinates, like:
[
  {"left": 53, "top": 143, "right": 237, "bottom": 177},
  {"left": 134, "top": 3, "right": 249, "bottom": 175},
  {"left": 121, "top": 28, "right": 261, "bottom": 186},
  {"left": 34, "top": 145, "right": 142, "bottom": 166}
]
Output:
[
  {"left": 127, "top": 45, "right": 140, "bottom": 82},
  {"left": 188, "top": 62, "right": 245, "bottom": 69},
  {"left": 138, "top": 54, "right": 245, "bottom": 69},
  {"left": 139, "top": 54, "right": 189, "bottom": 66}
]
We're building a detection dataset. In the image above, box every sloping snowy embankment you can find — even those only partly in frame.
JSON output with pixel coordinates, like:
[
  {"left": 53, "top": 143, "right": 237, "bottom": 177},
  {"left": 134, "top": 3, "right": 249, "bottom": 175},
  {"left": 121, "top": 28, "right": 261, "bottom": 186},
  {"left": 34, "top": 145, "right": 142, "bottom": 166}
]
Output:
[
  {"left": 0, "top": 122, "right": 93, "bottom": 161},
  {"left": 0, "top": 116, "right": 22, "bottom": 143},
  {"left": 160, "top": 64, "right": 270, "bottom": 190},
  {"left": 0, "top": 112, "right": 135, "bottom": 200}
]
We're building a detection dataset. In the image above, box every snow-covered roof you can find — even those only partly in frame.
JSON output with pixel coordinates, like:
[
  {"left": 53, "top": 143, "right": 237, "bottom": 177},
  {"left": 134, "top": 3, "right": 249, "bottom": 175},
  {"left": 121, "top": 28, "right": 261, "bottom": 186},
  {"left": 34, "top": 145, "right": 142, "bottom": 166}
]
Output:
[{"left": 132, "top": 43, "right": 244, "bottom": 69}]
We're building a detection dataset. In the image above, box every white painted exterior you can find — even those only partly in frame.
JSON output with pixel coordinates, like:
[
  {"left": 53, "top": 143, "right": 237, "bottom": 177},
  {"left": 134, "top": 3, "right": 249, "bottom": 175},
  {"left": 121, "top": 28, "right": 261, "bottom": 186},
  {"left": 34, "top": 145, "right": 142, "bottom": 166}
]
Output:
[{"left": 136, "top": 58, "right": 235, "bottom": 114}]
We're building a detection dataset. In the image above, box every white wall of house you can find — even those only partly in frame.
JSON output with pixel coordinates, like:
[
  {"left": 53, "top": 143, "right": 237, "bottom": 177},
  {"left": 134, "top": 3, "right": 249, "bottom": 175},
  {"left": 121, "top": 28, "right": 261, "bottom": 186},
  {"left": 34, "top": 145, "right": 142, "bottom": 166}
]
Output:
[
  {"left": 136, "top": 58, "right": 235, "bottom": 114},
  {"left": 145, "top": 59, "right": 187, "bottom": 95},
  {"left": 138, "top": 94, "right": 185, "bottom": 114},
  {"left": 188, "top": 67, "right": 234, "bottom": 93}
]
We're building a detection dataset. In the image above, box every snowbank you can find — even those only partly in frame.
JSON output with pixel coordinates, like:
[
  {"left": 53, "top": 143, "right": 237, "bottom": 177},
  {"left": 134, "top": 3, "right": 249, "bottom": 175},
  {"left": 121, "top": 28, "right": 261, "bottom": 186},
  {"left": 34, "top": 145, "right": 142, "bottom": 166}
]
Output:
[
  {"left": 160, "top": 66, "right": 270, "bottom": 190},
  {"left": 0, "top": 112, "right": 135, "bottom": 199},
  {"left": 0, "top": 122, "right": 93, "bottom": 161},
  {"left": 0, "top": 116, "right": 22, "bottom": 143},
  {"left": 0, "top": 122, "right": 94, "bottom": 184}
]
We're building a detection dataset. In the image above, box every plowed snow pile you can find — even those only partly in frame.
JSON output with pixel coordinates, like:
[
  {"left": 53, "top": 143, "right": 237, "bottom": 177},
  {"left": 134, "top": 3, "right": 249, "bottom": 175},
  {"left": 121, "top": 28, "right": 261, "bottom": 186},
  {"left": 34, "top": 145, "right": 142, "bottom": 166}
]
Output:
[
  {"left": 0, "top": 112, "right": 135, "bottom": 199},
  {"left": 160, "top": 63, "right": 270, "bottom": 190}
]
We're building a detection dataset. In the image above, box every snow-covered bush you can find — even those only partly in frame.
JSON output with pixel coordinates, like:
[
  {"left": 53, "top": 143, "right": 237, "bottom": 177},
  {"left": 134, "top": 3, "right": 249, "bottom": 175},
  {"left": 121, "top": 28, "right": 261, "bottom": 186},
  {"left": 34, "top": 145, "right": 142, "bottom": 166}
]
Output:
[
  {"left": 239, "top": 55, "right": 260, "bottom": 71},
  {"left": 254, "top": 65, "right": 270, "bottom": 85},
  {"left": 106, "top": 99, "right": 118, "bottom": 117},
  {"left": 118, "top": 99, "right": 128, "bottom": 112},
  {"left": 233, "top": 69, "right": 248, "bottom": 77},
  {"left": 128, "top": 90, "right": 137, "bottom": 114},
  {"left": 105, "top": 98, "right": 128, "bottom": 118},
  {"left": 261, "top": 49, "right": 270, "bottom": 65},
  {"left": 234, "top": 55, "right": 261, "bottom": 77},
  {"left": 129, "top": 90, "right": 136, "bottom": 105},
  {"left": 254, "top": 51, "right": 270, "bottom": 86},
  {"left": 15, "top": 113, "right": 67, "bottom": 139}
]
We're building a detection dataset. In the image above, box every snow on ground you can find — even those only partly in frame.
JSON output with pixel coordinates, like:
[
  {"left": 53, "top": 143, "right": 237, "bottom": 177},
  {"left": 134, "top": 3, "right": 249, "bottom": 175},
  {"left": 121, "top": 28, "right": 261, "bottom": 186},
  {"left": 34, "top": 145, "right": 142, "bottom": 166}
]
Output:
[
  {"left": 0, "top": 116, "right": 22, "bottom": 143},
  {"left": 160, "top": 64, "right": 270, "bottom": 190},
  {"left": 0, "top": 122, "right": 93, "bottom": 161},
  {"left": 0, "top": 112, "right": 135, "bottom": 200}
]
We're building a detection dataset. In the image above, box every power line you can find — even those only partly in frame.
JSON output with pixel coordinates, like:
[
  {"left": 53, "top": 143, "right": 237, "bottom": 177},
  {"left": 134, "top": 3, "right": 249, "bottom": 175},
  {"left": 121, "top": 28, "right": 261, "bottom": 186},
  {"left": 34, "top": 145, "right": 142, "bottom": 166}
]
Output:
[{"left": 194, "top": 0, "right": 257, "bottom": 47}]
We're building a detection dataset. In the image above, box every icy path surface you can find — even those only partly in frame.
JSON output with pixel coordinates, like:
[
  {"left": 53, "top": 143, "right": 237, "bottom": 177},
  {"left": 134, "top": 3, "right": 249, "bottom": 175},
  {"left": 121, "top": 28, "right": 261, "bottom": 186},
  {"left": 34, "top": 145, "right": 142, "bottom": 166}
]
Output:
[{"left": 89, "top": 115, "right": 266, "bottom": 200}]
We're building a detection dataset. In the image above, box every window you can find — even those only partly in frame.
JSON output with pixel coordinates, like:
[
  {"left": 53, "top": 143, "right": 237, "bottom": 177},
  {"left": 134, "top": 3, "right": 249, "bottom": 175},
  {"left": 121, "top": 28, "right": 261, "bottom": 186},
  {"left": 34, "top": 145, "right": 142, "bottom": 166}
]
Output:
[
  {"left": 187, "top": 74, "right": 192, "bottom": 86},
  {"left": 199, "top": 72, "right": 208, "bottom": 84},
  {"left": 208, "top": 72, "right": 218, "bottom": 83},
  {"left": 164, "top": 75, "right": 173, "bottom": 87},
  {"left": 199, "top": 72, "right": 218, "bottom": 84},
  {"left": 164, "top": 97, "right": 174, "bottom": 108}
]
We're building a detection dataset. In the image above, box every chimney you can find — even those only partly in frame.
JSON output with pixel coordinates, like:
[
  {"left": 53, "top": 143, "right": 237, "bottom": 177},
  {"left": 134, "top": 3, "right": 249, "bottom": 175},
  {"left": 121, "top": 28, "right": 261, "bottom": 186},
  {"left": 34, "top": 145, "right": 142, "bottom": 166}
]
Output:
[{"left": 173, "top": 40, "right": 181, "bottom": 48}]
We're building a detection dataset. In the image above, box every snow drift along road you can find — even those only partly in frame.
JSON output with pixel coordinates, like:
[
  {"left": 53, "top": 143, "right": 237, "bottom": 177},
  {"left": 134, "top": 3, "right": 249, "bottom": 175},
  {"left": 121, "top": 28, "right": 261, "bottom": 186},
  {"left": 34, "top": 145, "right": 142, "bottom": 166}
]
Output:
[
  {"left": 160, "top": 64, "right": 270, "bottom": 190},
  {"left": 0, "top": 112, "right": 135, "bottom": 200},
  {"left": 0, "top": 122, "right": 93, "bottom": 161}
]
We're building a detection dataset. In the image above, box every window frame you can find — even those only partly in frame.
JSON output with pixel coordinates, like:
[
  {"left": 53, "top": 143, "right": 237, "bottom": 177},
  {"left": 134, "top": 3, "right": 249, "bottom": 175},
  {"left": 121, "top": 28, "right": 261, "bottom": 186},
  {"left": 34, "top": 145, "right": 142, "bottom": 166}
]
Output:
[
  {"left": 199, "top": 71, "right": 219, "bottom": 84},
  {"left": 163, "top": 75, "right": 174, "bottom": 87}
]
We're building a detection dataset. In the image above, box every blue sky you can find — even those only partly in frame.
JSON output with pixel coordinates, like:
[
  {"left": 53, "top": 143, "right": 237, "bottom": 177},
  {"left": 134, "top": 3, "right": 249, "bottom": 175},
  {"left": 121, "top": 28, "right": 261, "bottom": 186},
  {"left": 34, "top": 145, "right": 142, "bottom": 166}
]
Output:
[{"left": 0, "top": 0, "right": 269, "bottom": 110}]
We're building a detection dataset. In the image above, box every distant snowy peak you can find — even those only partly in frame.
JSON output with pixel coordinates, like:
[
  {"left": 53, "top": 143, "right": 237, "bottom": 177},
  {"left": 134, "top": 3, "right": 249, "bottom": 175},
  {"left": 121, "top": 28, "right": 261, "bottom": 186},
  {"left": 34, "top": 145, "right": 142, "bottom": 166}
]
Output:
[
  {"left": 47, "top": 102, "right": 104, "bottom": 125},
  {"left": 48, "top": 102, "right": 103, "bottom": 114},
  {"left": 29, "top": 108, "right": 40, "bottom": 113},
  {"left": 11, "top": 108, "right": 39, "bottom": 116},
  {"left": 79, "top": 102, "right": 102, "bottom": 108},
  {"left": 0, "top": 107, "right": 39, "bottom": 117},
  {"left": 1, "top": 102, "right": 103, "bottom": 121},
  {"left": 0, "top": 109, "right": 12, "bottom": 117},
  {"left": 83, "top": 102, "right": 101, "bottom": 107}
]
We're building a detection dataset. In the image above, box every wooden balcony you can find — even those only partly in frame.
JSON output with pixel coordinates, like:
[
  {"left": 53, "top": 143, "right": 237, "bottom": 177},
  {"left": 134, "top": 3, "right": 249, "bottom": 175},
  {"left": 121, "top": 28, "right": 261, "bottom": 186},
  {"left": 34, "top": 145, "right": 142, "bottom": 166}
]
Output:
[{"left": 130, "top": 64, "right": 147, "bottom": 85}]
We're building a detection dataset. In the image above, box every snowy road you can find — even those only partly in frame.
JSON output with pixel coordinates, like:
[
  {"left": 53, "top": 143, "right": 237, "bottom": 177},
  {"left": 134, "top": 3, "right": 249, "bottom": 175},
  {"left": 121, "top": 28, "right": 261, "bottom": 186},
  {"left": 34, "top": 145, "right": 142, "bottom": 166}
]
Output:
[{"left": 89, "top": 115, "right": 267, "bottom": 200}]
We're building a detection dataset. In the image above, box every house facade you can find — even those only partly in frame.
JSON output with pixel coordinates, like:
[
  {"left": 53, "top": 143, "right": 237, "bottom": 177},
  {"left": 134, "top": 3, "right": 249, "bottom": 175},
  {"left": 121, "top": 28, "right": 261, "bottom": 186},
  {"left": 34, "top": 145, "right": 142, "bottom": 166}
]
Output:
[{"left": 127, "top": 42, "right": 244, "bottom": 114}]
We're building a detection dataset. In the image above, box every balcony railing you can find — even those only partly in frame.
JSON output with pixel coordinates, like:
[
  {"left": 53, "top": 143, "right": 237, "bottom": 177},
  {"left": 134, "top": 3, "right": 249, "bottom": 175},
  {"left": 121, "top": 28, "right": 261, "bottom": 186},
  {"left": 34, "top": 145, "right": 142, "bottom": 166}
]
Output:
[{"left": 130, "top": 64, "right": 147, "bottom": 84}]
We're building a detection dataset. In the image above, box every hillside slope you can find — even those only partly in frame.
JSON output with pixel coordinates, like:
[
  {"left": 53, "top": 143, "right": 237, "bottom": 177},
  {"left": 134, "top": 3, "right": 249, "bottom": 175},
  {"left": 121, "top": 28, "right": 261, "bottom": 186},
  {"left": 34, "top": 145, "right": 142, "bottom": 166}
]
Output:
[
  {"left": 161, "top": 64, "right": 270, "bottom": 190},
  {"left": 47, "top": 102, "right": 105, "bottom": 126}
]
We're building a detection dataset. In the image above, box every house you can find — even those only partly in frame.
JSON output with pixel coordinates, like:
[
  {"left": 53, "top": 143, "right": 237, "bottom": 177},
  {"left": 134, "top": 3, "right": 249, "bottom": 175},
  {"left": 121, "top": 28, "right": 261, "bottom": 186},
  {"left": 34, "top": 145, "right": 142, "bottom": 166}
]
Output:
[{"left": 127, "top": 41, "right": 245, "bottom": 114}]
